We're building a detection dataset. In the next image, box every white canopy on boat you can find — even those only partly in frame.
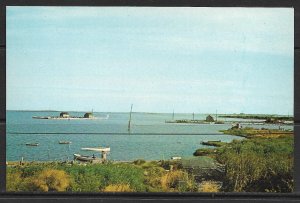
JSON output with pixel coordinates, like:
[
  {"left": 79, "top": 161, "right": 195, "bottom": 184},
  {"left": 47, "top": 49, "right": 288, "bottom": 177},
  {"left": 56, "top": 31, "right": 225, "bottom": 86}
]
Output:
[{"left": 81, "top": 147, "right": 110, "bottom": 152}]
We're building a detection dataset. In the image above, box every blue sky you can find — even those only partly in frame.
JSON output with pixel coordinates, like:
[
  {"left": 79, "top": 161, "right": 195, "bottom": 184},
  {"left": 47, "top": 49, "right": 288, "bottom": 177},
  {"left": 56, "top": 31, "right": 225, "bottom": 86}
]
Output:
[{"left": 7, "top": 7, "right": 294, "bottom": 114}]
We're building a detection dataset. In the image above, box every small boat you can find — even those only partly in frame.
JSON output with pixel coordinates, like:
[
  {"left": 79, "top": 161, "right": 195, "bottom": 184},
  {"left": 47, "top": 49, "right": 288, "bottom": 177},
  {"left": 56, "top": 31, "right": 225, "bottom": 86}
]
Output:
[
  {"left": 26, "top": 143, "right": 39, "bottom": 146},
  {"left": 171, "top": 156, "right": 182, "bottom": 160},
  {"left": 200, "top": 140, "right": 221, "bottom": 144},
  {"left": 59, "top": 141, "right": 72, "bottom": 144},
  {"left": 73, "top": 153, "right": 96, "bottom": 162},
  {"left": 74, "top": 146, "right": 110, "bottom": 163}
]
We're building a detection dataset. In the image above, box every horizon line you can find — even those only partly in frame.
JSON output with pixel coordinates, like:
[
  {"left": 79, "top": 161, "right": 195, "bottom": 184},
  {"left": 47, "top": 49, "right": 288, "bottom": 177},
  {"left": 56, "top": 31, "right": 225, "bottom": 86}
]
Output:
[{"left": 6, "top": 109, "right": 294, "bottom": 116}]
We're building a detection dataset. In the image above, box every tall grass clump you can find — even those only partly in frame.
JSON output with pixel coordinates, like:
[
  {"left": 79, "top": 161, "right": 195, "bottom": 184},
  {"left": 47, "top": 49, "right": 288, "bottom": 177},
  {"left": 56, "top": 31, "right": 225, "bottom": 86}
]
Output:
[
  {"left": 217, "top": 135, "right": 293, "bottom": 192},
  {"left": 160, "top": 170, "right": 195, "bottom": 192},
  {"left": 198, "top": 181, "right": 220, "bottom": 192}
]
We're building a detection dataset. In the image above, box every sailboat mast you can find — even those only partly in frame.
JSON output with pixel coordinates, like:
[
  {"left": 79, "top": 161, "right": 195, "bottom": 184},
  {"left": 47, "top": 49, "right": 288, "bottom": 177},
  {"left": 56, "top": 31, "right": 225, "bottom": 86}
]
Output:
[{"left": 128, "top": 104, "right": 133, "bottom": 131}]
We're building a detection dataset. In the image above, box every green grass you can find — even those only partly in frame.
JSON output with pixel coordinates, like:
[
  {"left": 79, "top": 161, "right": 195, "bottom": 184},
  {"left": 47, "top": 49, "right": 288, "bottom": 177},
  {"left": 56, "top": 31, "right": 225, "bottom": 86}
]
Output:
[
  {"left": 6, "top": 160, "right": 195, "bottom": 192},
  {"left": 220, "top": 127, "right": 293, "bottom": 138}
]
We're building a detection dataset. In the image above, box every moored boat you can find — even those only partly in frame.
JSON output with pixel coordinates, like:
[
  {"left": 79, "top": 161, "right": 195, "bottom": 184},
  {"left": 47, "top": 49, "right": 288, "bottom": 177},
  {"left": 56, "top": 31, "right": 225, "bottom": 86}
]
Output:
[
  {"left": 74, "top": 146, "right": 110, "bottom": 163},
  {"left": 171, "top": 156, "right": 182, "bottom": 160},
  {"left": 26, "top": 143, "right": 39, "bottom": 146},
  {"left": 73, "top": 153, "right": 97, "bottom": 162},
  {"left": 59, "top": 141, "right": 72, "bottom": 144}
]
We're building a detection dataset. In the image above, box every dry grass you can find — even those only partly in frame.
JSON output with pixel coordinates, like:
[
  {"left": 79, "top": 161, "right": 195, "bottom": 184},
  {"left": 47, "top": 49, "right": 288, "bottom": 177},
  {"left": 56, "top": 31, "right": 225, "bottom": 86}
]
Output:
[
  {"left": 160, "top": 170, "right": 194, "bottom": 192},
  {"left": 198, "top": 181, "right": 220, "bottom": 192},
  {"left": 103, "top": 184, "right": 134, "bottom": 192}
]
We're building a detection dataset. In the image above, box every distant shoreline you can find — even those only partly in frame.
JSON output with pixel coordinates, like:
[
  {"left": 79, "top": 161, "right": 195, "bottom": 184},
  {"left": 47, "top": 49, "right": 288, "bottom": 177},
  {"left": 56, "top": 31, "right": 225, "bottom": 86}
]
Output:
[{"left": 6, "top": 110, "right": 293, "bottom": 117}]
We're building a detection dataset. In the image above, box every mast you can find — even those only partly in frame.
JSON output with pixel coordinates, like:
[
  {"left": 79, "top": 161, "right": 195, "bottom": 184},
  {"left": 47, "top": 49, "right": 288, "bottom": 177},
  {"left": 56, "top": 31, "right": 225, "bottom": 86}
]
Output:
[
  {"left": 172, "top": 109, "right": 175, "bottom": 120},
  {"left": 216, "top": 110, "right": 218, "bottom": 122},
  {"left": 192, "top": 112, "right": 195, "bottom": 120},
  {"left": 128, "top": 104, "right": 133, "bottom": 132}
]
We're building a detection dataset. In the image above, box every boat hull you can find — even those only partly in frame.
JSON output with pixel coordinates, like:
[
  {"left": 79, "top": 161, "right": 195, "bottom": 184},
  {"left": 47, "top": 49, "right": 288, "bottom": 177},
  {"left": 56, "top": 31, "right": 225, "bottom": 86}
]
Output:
[
  {"left": 73, "top": 153, "right": 101, "bottom": 163},
  {"left": 26, "top": 143, "right": 39, "bottom": 146}
]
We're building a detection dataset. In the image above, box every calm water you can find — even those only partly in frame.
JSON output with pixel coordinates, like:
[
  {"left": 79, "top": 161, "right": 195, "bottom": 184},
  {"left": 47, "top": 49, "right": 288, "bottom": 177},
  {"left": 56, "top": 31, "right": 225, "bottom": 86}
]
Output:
[{"left": 6, "top": 111, "right": 292, "bottom": 161}]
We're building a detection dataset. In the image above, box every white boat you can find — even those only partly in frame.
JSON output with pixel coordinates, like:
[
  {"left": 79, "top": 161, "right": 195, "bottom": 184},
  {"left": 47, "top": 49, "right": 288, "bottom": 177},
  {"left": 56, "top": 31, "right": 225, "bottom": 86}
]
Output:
[
  {"left": 74, "top": 146, "right": 110, "bottom": 162},
  {"left": 81, "top": 147, "right": 110, "bottom": 152}
]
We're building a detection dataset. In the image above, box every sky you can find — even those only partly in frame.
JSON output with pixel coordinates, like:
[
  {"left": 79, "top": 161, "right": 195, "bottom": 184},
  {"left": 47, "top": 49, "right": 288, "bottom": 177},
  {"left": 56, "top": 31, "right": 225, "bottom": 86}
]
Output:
[{"left": 6, "top": 7, "right": 294, "bottom": 114}]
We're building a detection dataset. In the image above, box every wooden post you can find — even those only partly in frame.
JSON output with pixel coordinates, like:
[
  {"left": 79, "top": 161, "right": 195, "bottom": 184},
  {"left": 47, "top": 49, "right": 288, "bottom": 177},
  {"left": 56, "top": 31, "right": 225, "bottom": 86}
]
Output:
[
  {"left": 128, "top": 104, "right": 133, "bottom": 132},
  {"left": 102, "top": 151, "right": 107, "bottom": 161},
  {"left": 20, "top": 156, "right": 24, "bottom": 165}
]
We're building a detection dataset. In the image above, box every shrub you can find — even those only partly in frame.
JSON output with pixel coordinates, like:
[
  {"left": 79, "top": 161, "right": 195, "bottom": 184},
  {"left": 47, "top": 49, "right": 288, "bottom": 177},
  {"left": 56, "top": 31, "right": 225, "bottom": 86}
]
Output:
[
  {"left": 143, "top": 166, "right": 166, "bottom": 192},
  {"left": 217, "top": 136, "right": 293, "bottom": 192},
  {"left": 33, "top": 169, "right": 70, "bottom": 192},
  {"left": 6, "top": 171, "right": 22, "bottom": 191},
  {"left": 6, "top": 168, "right": 37, "bottom": 192}
]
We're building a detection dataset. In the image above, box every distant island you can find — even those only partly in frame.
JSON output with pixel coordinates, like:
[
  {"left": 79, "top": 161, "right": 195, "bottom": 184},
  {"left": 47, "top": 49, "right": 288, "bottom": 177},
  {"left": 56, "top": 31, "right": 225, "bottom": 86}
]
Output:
[{"left": 32, "top": 112, "right": 103, "bottom": 120}]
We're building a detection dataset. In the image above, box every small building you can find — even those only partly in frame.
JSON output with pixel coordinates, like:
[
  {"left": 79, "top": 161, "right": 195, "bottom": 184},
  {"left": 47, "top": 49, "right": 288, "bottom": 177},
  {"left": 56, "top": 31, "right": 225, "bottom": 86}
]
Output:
[
  {"left": 60, "top": 112, "right": 70, "bottom": 118},
  {"left": 205, "top": 115, "right": 215, "bottom": 122},
  {"left": 84, "top": 112, "right": 93, "bottom": 118},
  {"left": 232, "top": 123, "right": 242, "bottom": 129}
]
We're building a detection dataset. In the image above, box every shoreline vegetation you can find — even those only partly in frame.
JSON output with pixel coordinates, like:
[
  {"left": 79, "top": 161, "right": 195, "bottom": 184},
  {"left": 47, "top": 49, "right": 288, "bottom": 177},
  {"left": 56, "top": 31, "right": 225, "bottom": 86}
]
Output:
[
  {"left": 195, "top": 127, "right": 293, "bottom": 192},
  {"left": 165, "top": 113, "right": 293, "bottom": 125},
  {"left": 218, "top": 114, "right": 293, "bottom": 120},
  {"left": 7, "top": 126, "right": 293, "bottom": 193}
]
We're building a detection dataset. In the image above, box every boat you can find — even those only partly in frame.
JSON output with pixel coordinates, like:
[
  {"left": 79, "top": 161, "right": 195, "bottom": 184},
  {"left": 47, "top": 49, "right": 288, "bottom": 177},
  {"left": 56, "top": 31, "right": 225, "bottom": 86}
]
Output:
[
  {"left": 81, "top": 147, "right": 110, "bottom": 152},
  {"left": 74, "top": 146, "right": 110, "bottom": 163},
  {"left": 26, "top": 143, "right": 39, "bottom": 146},
  {"left": 73, "top": 153, "right": 97, "bottom": 162},
  {"left": 171, "top": 156, "right": 182, "bottom": 160},
  {"left": 200, "top": 140, "right": 221, "bottom": 144},
  {"left": 59, "top": 141, "right": 72, "bottom": 144}
]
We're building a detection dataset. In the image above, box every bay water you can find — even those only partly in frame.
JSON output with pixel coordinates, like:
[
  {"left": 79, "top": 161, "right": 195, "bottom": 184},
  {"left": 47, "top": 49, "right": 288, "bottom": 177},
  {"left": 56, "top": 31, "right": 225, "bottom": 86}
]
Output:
[{"left": 6, "top": 111, "right": 292, "bottom": 162}]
